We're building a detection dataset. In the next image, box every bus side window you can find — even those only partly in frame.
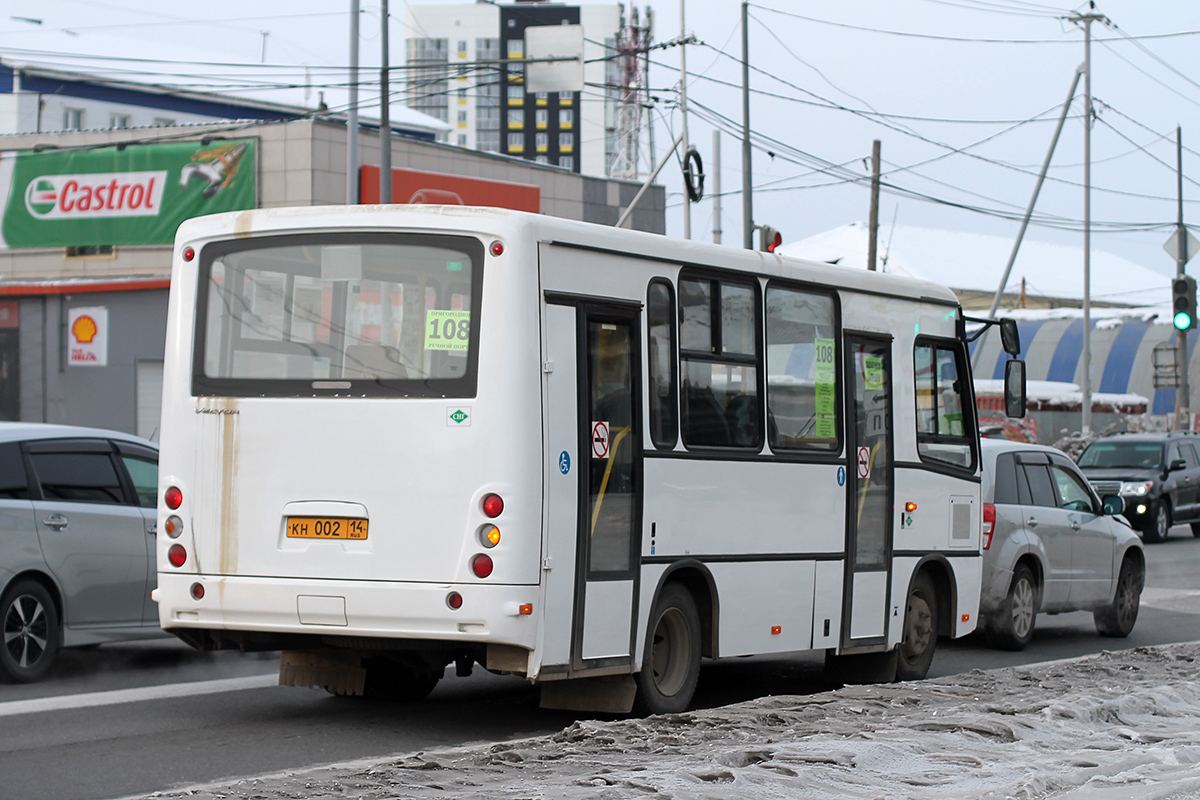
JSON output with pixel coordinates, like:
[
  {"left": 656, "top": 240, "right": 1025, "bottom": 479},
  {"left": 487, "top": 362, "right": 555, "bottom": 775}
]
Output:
[
  {"left": 764, "top": 284, "right": 838, "bottom": 451},
  {"left": 678, "top": 276, "right": 761, "bottom": 449},
  {"left": 914, "top": 340, "right": 976, "bottom": 470},
  {"left": 647, "top": 279, "right": 678, "bottom": 449}
]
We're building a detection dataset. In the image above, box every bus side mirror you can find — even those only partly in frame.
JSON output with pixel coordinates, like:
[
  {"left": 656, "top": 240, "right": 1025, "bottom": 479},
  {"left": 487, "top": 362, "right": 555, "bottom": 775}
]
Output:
[
  {"left": 1004, "top": 359, "right": 1027, "bottom": 419},
  {"left": 1000, "top": 318, "right": 1020, "bottom": 356}
]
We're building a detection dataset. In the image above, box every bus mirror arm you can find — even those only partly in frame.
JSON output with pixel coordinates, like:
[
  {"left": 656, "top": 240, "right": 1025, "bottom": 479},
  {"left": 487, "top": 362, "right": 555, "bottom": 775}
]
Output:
[{"left": 960, "top": 314, "right": 1021, "bottom": 357}]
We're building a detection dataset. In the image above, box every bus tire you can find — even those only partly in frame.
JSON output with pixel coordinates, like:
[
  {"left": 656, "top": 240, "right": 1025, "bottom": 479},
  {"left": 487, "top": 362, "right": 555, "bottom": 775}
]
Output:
[
  {"left": 636, "top": 583, "right": 701, "bottom": 715},
  {"left": 895, "top": 571, "right": 937, "bottom": 682},
  {"left": 361, "top": 657, "right": 442, "bottom": 701}
]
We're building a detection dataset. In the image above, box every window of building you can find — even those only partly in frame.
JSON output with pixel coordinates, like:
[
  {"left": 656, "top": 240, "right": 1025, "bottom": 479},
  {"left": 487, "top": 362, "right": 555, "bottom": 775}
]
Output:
[
  {"left": 679, "top": 276, "right": 760, "bottom": 449},
  {"left": 914, "top": 340, "right": 975, "bottom": 469},
  {"left": 457, "top": 40, "right": 468, "bottom": 55},
  {"left": 559, "top": 156, "right": 574, "bottom": 171},
  {"left": 507, "top": 132, "right": 524, "bottom": 152},
  {"left": 535, "top": 109, "right": 548, "bottom": 128},
  {"left": 535, "top": 155, "right": 549, "bottom": 164},
  {"left": 477, "top": 130, "right": 500, "bottom": 152},
  {"left": 507, "top": 85, "right": 524, "bottom": 104},
  {"left": 458, "top": 88, "right": 467, "bottom": 101},
  {"left": 535, "top": 91, "right": 548, "bottom": 105},
  {"left": 506, "top": 38, "right": 524, "bottom": 58},
  {"left": 507, "top": 109, "right": 524, "bottom": 128},
  {"left": 765, "top": 285, "right": 838, "bottom": 451},
  {"left": 558, "top": 132, "right": 574, "bottom": 151},
  {"left": 559, "top": 108, "right": 574, "bottom": 128},
  {"left": 109, "top": 113, "right": 131, "bottom": 130},
  {"left": 457, "top": 110, "right": 468, "bottom": 125},
  {"left": 65, "top": 245, "right": 115, "bottom": 259},
  {"left": 405, "top": 38, "right": 450, "bottom": 122},
  {"left": 559, "top": 91, "right": 574, "bottom": 104},
  {"left": 63, "top": 108, "right": 84, "bottom": 131},
  {"left": 457, "top": 133, "right": 468, "bottom": 146},
  {"left": 647, "top": 280, "right": 677, "bottom": 448},
  {"left": 535, "top": 132, "right": 548, "bottom": 152},
  {"left": 153, "top": 117, "right": 175, "bottom": 127}
]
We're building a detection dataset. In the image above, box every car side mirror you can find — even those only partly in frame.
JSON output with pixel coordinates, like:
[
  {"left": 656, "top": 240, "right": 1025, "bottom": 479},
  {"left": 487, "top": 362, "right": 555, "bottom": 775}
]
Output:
[
  {"left": 1004, "top": 359, "right": 1026, "bottom": 419},
  {"left": 1101, "top": 496, "right": 1124, "bottom": 516},
  {"left": 1169, "top": 458, "right": 1187, "bottom": 473}
]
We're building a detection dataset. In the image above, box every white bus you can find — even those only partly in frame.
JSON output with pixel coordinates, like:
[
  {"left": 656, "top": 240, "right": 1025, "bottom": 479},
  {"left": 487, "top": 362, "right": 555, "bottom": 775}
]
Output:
[{"left": 155, "top": 205, "right": 1024, "bottom": 713}]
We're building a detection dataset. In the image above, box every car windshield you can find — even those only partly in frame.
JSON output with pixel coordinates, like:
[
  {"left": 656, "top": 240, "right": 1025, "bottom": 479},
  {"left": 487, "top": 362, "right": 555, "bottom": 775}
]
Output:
[{"left": 1077, "top": 441, "right": 1163, "bottom": 469}]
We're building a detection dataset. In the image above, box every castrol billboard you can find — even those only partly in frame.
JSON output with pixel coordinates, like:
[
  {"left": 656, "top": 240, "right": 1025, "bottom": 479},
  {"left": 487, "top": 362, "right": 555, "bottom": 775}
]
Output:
[{"left": 0, "top": 139, "right": 256, "bottom": 249}]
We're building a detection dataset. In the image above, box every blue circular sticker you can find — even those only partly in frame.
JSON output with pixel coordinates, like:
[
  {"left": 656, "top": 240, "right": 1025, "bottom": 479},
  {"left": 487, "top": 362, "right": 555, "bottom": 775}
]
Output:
[
  {"left": 837, "top": 466, "right": 846, "bottom": 487},
  {"left": 559, "top": 451, "right": 571, "bottom": 475}
]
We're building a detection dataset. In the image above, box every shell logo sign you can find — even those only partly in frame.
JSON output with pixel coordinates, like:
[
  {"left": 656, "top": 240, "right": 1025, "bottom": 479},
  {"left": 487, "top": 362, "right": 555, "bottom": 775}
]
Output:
[{"left": 68, "top": 307, "right": 108, "bottom": 367}]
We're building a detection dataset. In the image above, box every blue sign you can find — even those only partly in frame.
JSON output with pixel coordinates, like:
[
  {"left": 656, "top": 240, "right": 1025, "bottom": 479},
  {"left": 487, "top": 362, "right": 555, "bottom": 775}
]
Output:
[
  {"left": 558, "top": 451, "right": 571, "bottom": 474},
  {"left": 837, "top": 466, "right": 846, "bottom": 487}
]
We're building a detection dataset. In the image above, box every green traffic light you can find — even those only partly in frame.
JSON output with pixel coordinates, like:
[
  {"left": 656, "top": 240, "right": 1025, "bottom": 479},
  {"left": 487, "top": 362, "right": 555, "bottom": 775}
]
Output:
[{"left": 1175, "top": 311, "right": 1193, "bottom": 330}]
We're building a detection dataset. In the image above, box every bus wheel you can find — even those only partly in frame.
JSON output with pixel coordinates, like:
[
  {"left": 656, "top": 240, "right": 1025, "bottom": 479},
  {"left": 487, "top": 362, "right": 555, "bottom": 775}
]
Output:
[
  {"left": 896, "top": 571, "right": 938, "bottom": 681},
  {"left": 636, "top": 583, "right": 701, "bottom": 715},
  {"left": 361, "top": 657, "right": 442, "bottom": 701}
]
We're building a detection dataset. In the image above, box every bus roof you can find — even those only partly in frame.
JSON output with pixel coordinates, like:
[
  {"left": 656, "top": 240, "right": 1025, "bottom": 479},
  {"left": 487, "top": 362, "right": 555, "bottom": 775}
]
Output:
[{"left": 175, "top": 204, "right": 961, "bottom": 308}]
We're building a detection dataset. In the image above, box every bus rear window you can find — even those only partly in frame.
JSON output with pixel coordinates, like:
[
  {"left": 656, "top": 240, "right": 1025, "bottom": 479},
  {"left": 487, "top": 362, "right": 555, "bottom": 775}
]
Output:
[{"left": 193, "top": 233, "right": 483, "bottom": 398}]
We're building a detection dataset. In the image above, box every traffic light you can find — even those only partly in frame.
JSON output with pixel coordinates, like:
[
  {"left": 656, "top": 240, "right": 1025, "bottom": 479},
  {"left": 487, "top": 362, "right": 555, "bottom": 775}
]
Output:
[
  {"left": 759, "top": 225, "right": 781, "bottom": 252},
  {"left": 1172, "top": 275, "right": 1197, "bottom": 331}
]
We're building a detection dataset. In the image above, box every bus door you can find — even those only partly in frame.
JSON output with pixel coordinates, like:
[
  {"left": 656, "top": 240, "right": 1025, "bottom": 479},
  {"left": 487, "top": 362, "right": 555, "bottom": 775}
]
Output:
[
  {"left": 541, "top": 299, "right": 643, "bottom": 674},
  {"left": 842, "top": 334, "right": 894, "bottom": 649}
]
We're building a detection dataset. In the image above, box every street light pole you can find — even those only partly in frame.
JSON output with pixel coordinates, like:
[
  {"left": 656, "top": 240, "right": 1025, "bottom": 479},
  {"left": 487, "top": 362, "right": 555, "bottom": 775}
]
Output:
[
  {"left": 679, "top": 0, "right": 690, "bottom": 239},
  {"left": 346, "top": 0, "right": 360, "bottom": 204},
  {"left": 379, "top": 0, "right": 391, "bottom": 205},
  {"left": 741, "top": 0, "right": 752, "bottom": 249}
]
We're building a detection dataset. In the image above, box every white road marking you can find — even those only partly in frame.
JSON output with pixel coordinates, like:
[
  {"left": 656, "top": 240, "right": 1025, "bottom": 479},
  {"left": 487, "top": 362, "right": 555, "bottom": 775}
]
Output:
[{"left": 0, "top": 672, "right": 279, "bottom": 718}]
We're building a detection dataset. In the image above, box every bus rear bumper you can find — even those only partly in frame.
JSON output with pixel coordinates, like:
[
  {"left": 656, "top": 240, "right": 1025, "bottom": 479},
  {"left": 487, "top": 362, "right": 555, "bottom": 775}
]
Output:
[{"left": 156, "top": 572, "right": 540, "bottom": 650}]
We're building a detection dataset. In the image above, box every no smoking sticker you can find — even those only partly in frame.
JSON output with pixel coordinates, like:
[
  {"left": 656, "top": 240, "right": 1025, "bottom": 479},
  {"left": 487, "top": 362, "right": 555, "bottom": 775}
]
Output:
[
  {"left": 856, "top": 446, "right": 871, "bottom": 479},
  {"left": 591, "top": 421, "right": 610, "bottom": 459}
]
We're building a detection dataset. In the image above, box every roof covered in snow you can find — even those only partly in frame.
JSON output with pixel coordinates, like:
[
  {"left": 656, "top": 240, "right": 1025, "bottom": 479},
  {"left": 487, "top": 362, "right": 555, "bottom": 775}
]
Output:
[{"left": 777, "top": 222, "right": 1168, "bottom": 308}]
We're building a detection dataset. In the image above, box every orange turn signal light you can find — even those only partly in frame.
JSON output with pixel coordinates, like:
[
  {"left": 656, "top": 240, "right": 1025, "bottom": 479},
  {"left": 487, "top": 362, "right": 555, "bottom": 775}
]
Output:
[
  {"left": 905, "top": 502, "right": 917, "bottom": 513},
  {"left": 771, "top": 625, "right": 782, "bottom": 635},
  {"left": 519, "top": 604, "right": 533, "bottom": 616}
]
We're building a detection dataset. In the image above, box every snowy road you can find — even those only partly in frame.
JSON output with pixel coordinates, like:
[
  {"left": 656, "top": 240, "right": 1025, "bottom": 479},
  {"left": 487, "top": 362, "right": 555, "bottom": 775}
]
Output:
[{"left": 129, "top": 642, "right": 1200, "bottom": 800}]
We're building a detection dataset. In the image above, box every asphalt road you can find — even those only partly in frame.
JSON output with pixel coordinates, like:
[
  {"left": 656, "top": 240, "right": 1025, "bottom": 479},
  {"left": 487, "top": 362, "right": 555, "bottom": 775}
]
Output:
[{"left": 2, "top": 528, "right": 1197, "bottom": 800}]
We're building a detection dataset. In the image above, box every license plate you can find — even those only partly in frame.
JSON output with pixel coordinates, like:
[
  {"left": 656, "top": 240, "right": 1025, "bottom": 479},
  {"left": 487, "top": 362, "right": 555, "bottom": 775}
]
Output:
[{"left": 286, "top": 517, "right": 369, "bottom": 540}]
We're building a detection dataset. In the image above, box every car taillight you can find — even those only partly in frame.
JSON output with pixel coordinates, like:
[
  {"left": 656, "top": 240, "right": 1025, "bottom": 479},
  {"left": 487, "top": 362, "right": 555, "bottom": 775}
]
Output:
[
  {"left": 482, "top": 493, "right": 504, "bottom": 518},
  {"left": 168, "top": 544, "right": 187, "bottom": 567},
  {"left": 982, "top": 503, "right": 996, "bottom": 550},
  {"left": 165, "top": 486, "right": 183, "bottom": 510}
]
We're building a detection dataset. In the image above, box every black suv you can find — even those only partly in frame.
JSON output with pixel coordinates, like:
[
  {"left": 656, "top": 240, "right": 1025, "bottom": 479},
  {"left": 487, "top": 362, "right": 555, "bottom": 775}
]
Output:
[{"left": 1076, "top": 431, "right": 1200, "bottom": 543}]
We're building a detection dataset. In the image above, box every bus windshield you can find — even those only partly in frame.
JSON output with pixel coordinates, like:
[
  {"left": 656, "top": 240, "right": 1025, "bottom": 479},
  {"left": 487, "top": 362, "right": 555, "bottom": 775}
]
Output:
[{"left": 193, "top": 233, "right": 483, "bottom": 397}]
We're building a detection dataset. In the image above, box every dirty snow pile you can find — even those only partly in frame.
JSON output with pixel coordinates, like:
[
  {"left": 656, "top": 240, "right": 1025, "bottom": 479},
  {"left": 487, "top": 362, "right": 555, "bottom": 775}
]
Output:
[{"left": 140, "top": 643, "right": 1200, "bottom": 800}]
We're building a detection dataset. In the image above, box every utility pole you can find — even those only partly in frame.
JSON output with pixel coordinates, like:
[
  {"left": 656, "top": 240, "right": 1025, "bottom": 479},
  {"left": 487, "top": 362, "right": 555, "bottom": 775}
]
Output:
[
  {"left": 712, "top": 129, "right": 722, "bottom": 244},
  {"left": 346, "top": 0, "right": 360, "bottom": 204},
  {"left": 679, "top": 0, "right": 691, "bottom": 239},
  {"left": 1178, "top": 126, "right": 1191, "bottom": 428},
  {"left": 741, "top": 0, "right": 752, "bottom": 249},
  {"left": 867, "top": 139, "right": 880, "bottom": 271},
  {"left": 379, "top": 0, "right": 391, "bottom": 204},
  {"left": 1069, "top": 4, "right": 1105, "bottom": 436}
]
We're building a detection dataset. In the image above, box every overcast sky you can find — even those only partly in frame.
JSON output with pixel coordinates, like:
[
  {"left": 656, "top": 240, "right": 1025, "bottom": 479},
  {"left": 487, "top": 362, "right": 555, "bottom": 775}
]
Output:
[{"left": 5, "top": 0, "right": 1200, "bottom": 296}]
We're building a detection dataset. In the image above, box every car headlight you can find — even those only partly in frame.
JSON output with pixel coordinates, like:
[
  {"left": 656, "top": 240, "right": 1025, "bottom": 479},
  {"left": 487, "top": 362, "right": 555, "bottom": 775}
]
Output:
[{"left": 1120, "top": 481, "right": 1153, "bottom": 496}]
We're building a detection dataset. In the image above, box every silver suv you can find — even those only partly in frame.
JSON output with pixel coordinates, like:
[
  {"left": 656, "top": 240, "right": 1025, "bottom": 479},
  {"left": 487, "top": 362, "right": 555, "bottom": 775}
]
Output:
[
  {"left": 980, "top": 438, "right": 1145, "bottom": 650},
  {"left": 0, "top": 422, "right": 163, "bottom": 682}
]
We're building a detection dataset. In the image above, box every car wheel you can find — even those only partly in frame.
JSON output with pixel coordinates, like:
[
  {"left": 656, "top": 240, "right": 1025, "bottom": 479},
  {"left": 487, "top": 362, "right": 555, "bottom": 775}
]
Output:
[
  {"left": 1141, "top": 501, "right": 1169, "bottom": 543},
  {"left": 1094, "top": 558, "right": 1142, "bottom": 638},
  {"left": 636, "top": 583, "right": 701, "bottom": 714},
  {"left": 987, "top": 564, "right": 1037, "bottom": 651},
  {"left": 896, "top": 571, "right": 938, "bottom": 681},
  {"left": 1, "top": 580, "right": 61, "bottom": 683}
]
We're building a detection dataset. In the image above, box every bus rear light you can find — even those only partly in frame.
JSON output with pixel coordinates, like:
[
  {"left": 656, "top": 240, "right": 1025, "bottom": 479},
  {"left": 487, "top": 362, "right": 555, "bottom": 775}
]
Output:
[
  {"left": 490, "top": 241, "right": 504, "bottom": 257},
  {"left": 482, "top": 493, "right": 504, "bottom": 518},
  {"left": 446, "top": 592, "right": 463, "bottom": 610},
  {"left": 982, "top": 503, "right": 996, "bottom": 550},
  {"left": 519, "top": 604, "right": 533, "bottom": 615},
  {"left": 165, "top": 486, "right": 183, "bottom": 510},
  {"left": 165, "top": 515, "right": 184, "bottom": 538},
  {"left": 471, "top": 553, "right": 494, "bottom": 578},
  {"left": 190, "top": 582, "right": 205, "bottom": 600},
  {"left": 183, "top": 246, "right": 195, "bottom": 261},
  {"left": 480, "top": 525, "right": 500, "bottom": 548},
  {"left": 168, "top": 544, "right": 187, "bottom": 568}
]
